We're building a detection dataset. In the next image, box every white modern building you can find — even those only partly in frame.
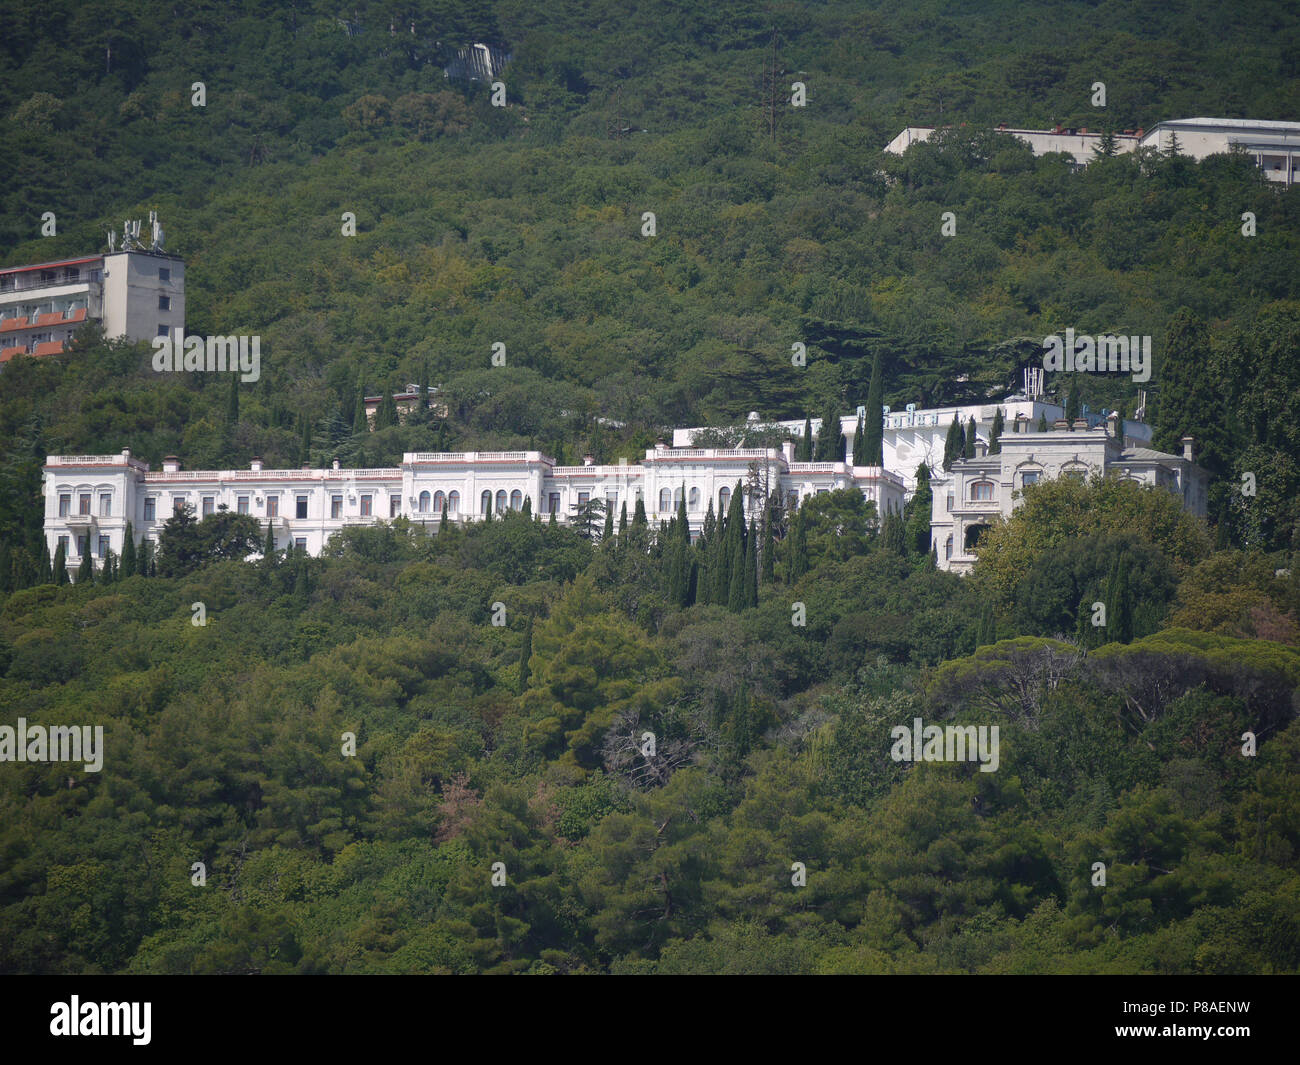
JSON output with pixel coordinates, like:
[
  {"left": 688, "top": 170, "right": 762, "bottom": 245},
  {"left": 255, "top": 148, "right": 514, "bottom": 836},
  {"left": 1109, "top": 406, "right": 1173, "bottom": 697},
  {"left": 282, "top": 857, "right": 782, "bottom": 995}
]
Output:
[
  {"left": 931, "top": 419, "right": 1209, "bottom": 574},
  {"left": 885, "top": 117, "right": 1300, "bottom": 183},
  {"left": 41, "top": 446, "right": 906, "bottom": 573},
  {"left": 675, "top": 397, "right": 1154, "bottom": 496},
  {"left": 0, "top": 249, "right": 184, "bottom": 366}
]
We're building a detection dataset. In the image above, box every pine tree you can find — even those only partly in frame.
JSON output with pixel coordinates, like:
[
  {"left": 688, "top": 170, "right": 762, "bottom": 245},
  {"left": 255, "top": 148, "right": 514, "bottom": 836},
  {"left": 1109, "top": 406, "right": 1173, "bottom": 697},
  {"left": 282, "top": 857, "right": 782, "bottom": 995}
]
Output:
[
  {"left": 862, "top": 351, "right": 884, "bottom": 464},
  {"left": 519, "top": 616, "right": 533, "bottom": 693},
  {"left": 964, "top": 416, "right": 977, "bottom": 458},
  {"left": 121, "top": 522, "right": 137, "bottom": 576},
  {"left": 989, "top": 407, "right": 1004, "bottom": 455},
  {"left": 52, "top": 540, "right": 68, "bottom": 585},
  {"left": 943, "top": 414, "right": 962, "bottom": 470}
]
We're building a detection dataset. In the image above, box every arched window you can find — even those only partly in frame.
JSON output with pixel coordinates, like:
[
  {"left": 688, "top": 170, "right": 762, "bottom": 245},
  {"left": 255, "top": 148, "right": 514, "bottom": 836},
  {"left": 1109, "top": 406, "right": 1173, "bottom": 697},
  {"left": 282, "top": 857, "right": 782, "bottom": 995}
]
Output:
[
  {"left": 1062, "top": 468, "right": 1086, "bottom": 483},
  {"left": 659, "top": 488, "right": 671, "bottom": 512},
  {"left": 418, "top": 490, "right": 430, "bottom": 513},
  {"left": 433, "top": 491, "right": 445, "bottom": 513},
  {"left": 1020, "top": 471, "right": 1041, "bottom": 488},
  {"left": 480, "top": 490, "right": 492, "bottom": 514},
  {"left": 673, "top": 486, "right": 684, "bottom": 506},
  {"left": 495, "top": 489, "right": 507, "bottom": 513},
  {"left": 447, "top": 491, "right": 459, "bottom": 515},
  {"left": 945, "top": 535, "right": 954, "bottom": 560},
  {"left": 719, "top": 486, "right": 731, "bottom": 513},
  {"left": 510, "top": 489, "right": 522, "bottom": 511},
  {"left": 688, "top": 487, "right": 699, "bottom": 509},
  {"left": 970, "top": 480, "right": 995, "bottom": 501}
]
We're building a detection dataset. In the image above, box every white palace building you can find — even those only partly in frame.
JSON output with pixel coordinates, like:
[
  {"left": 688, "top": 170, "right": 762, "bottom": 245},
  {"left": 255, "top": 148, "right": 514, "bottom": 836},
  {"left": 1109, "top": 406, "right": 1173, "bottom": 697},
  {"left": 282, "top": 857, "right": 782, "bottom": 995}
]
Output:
[{"left": 40, "top": 445, "right": 906, "bottom": 571}]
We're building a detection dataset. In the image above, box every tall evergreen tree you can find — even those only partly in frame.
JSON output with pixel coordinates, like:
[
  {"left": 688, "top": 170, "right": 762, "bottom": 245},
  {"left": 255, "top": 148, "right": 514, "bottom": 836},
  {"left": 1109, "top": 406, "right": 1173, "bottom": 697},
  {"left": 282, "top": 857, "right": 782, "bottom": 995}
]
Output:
[
  {"left": 121, "top": 522, "right": 137, "bottom": 577},
  {"left": 263, "top": 524, "right": 277, "bottom": 565},
  {"left": 989, "top": 407, "right": 1004, "bottom": 454},
  {"left": 602, "top": 504, "right": 614, "bottom": 543},
  {"left": 77, "top": 548, "right": 94, "bottom": 584},
  {"left": 796, "top": 417, "right": 813, "bottom": 461},
  {"left": 852, "top": 411, "right": 865, "bottom": 465},
  {"left": 727, "top": 517, "right": 748, "bottom": 612},
  {"left": 0, "top": 541, "right": 10, "bottom": 595},
  {"left": 905, "top": 463, "right": 934, "bottom": 554},
  {"left": 52, "top": 541, "right": 68, "bottom": 585},
  {"left": 964, "top": 416, "right": 978, "bottom": 458},
  {"left": 1152, "top": 309, "right": 1228, "bottom": 475},
  {"left": 1106, "top": 557, "right": 1134, "bottom": 643},
  {"left": 38, "top": 538, "right": 51, "bottom": 584},
  {"left": 353, "top": 380, "right": 369, "bottom": 435},
  {"left": 761, "top": 491, "right": 777, "bottom": 583},
  {"left": 619, "top": 500, "right": 628, "bottom": 535},
  {"left": 785, "top": 503, "right": 808, "bottom": 583},
  {"left": 744, "top": 519, "right": 758, "bottom": 607},
  {"left": 862, "top": 350, "right": 885, "bottom": 464},
  {"left": 1065, "top": 380, "right": 1081, "bottom": 427},
  {"left": 633, "top": 496, "right": 647, "bottom": 527},
  {"left": 943, "top": 414, "right": 963, "bottom": 470},
  {"left": 1037, "top": 412, "right": 1049, "bottom": 432},
  {"left": 882, "top": 511, "right": 907, "bottom": 556},
  {"left": 227, "top": 374, "right": 240, "bottom": 425}
]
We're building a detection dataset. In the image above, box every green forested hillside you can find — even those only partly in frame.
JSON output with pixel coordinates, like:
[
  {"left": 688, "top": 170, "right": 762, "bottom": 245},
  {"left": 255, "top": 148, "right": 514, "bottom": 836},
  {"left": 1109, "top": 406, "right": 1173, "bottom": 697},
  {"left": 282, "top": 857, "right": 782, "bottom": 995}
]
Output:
[{"left": 2, "top": 0, "right": 1300, "bottom": 974}]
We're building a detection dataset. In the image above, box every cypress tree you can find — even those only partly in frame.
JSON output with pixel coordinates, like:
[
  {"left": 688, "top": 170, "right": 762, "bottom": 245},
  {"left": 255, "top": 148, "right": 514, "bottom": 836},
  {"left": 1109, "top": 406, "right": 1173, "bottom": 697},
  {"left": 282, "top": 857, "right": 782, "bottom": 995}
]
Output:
[
  {"left": 353, "top": 382, "right": 369, "bottom": 435},
  {"left": 1107, "top": 557, "right": 1134, "bottom": 643},
  {"left": 816, "top": 406, "right": 843, "bottom": 462},
  {"left": 0, "top": 541, "right": 10, "bottom": 595},
  {"left": 77, "top": 548, "right": 94, "bottom": 584},
  {"left": 906, "top": 463, "right": 933, "bottom": 554},
  {"left": 440, "top": 503, "right": 448, "bottom": 532},
  {"left": 619, "top": 500, "right": 628, "bottom": 535},
  {"left": 101, "top": 548, "right": 116, "bottom": 584},
  {"left": 633, "top": 497, "right": 647, "bottom": 527},
  {"left": 38, "top": 539, "right": 51, "bottom": 583},
  {"left": 121, "top": 522, "right": 137, "bottom": 577},
  {"left": 852, "top": 411, "right": 865, "bottom": 465},
  {"left": 227, "top": 374, "right": 240, "bottom": 425},
  {"left": 1037, "top": 412, "right": 1049, "bottom": 432},
  {"left": 1065, "top": 380, "right": 1080, "bottom": 427},
  {"left": 943, "top": 414, "right": 962, "bottom": 470},
  {"left": 263, "top": 524, "right": 276, "bottom": 565},
  {"left": 698, "top": 500, "right": 717, "bottom": 604},
  {"left": 522, "top": 496, "right": 531, "bottom": 518},
  {"left": 519, "top": 616, "right": 533, "bottom": 693},
  {"left": 989, "top": 407, "right": 1004, "bottom": 454},
  {"left": 862, "top": 350, "right": 884, "bottom": 464},
  {"left": 727, "top": 518, "right": 747, "bottom": 612},
  {"left": 744, "top": 519, "right": 758, "bottom": 607},
  {"left": 882, "top": 511, "right": 907, "bottom": 556},
  {"left": 761, "top": 492, "right": 777, "bottom": 583},
  {"left": 964, "top": 416, "right": 977, "bottom": 458},
  {"left": 602, "top": 504, "right": 614, "bottom": 543},
  {"left": 52, "top": 541, "right": 69, "bottom": 584},
  {"left": 549, "top": 507, "right": 557, "bottom": 526},
  {"left": 1152, "top": 309, "right": 1228, "bottom": 476},
  {"left": 796, "top": 418, "right": 813, "bottom": 461}
]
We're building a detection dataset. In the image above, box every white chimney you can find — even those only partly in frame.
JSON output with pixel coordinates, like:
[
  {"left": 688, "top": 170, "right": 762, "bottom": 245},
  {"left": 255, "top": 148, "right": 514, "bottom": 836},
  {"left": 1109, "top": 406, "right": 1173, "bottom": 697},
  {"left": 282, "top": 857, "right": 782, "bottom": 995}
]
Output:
[
  {"left": 782, "top": 440, "right": 795, "bottom": 463},
  {"left": 251, "top": 457, "right": 263, "bottom": 472},
  {"left": 162, "top": 455, "right": 180, "bottom": 472},
  {"left": 1181, "top": 436, "right": 1194, "bottom": 462},
  {"left": 332, "top": 457, "right": 341, "bottom": 471}
]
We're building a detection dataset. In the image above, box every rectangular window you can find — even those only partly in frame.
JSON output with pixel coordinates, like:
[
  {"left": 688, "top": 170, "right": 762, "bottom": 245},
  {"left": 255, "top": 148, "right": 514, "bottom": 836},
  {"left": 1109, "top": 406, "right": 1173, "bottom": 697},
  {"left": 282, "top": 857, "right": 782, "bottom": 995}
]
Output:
[
  {"left": 360, "top": 494, "right": 372, "bottom": 516},
  {"left": 606, "top": 493, "right": 618, "bottom": 512},
  {"left": 99, "top": 493, "right": 111, "bottom": 516},
  {"left": 946, "top": 493, "right": 954, "bottom": 513},
  {"left": 390, "top": 494, "right": 401, "bottom": 517},
  {"left": 97, "top": 535, "right": 110, "bottom": 558},
  {"left": 156, "top": 324, "right": 168, "bottom": 337},
  {"left": 578, "top": 491, "right": 590, "bottom": 506},
  {"left": 158, "top": 295, "right": 171, "bottom": 311},
  {"left": 1021, "top": 472, "right": 1040, "bottom": 487},
  {"left": 331, "top": 495, "right": 342, "bottom": 519},
  {"left": 295, "top": 537, "right": 307, "bottom": 552},
  {"left": 58, "top": 535, "right": 69, "bottom": 554},
  {"left": 58, "top": 495, "right": 70, "bottom": 517},
  {"left": 159, "top": 267, "right": 170, "bottom": 283},
  {"left": 266, "top": 495, "right": 279, "bottom": 518},
  {"left": 79, "top": 493, "right": 91, "bottom": 515},
  {"left": 296, "top": 496, "right": 308, "bottom": 519},
  {"left": 76, "top": 535, "right": 88, "bottom": 557},
  {"left": 202, "top": 496, "right": 215, "bottom": 517},
  {"left": 548, "top": 492, "right": 560, "bottom": 514},
  {"left": 174, "top": 498, "right": 185, "bottom": 515},
  {"left": 237, "top": 496, "right": 249, "bottom": 515},
  {"left": 144, "top": 497, "right": 156, "bottom": 521}
]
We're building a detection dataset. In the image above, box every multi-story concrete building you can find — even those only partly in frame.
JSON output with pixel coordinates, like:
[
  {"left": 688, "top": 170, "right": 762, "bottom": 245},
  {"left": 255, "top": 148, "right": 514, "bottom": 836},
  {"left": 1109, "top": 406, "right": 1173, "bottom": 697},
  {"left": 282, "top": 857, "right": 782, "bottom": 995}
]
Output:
[
  {"left": 930, "top": 419, "right": 1208, "bottom": 574},
  {"left": 676, "top": 397, "right": 1154, "bottom": 496},
  {"left": 885, "top": 116, "right": 1300, "bottom": 183},
  {"left": 41, "top": 446, "right": 905, "bottom": 573},
  {"left": 0, "top": 249, "right": 184, "bottom": 365}
]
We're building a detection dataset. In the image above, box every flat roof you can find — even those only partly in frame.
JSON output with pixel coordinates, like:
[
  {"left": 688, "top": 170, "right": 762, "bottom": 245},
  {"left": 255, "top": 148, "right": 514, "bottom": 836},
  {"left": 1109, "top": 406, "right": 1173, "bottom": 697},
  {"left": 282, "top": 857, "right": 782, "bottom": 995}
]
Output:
[{"left": 0, "top": 256, "right": 102, "bottom": 276}]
